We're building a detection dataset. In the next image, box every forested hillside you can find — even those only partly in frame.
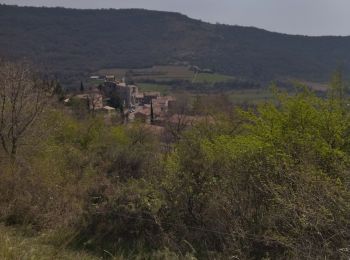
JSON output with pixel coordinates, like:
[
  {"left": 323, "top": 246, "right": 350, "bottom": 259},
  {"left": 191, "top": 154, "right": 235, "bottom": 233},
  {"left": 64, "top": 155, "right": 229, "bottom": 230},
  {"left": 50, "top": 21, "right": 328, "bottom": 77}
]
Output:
[{"left": 1, "top": 4, "right": 350, "bottom": 85}]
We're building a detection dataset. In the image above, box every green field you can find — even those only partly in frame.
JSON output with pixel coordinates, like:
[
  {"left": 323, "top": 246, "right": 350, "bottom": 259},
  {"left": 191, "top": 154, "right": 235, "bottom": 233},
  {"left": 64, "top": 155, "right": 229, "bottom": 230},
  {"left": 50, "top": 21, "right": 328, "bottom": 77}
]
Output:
[
  {"left": 96, "top": 66, "right": 274, "bottom": 105},
  {"left": 193, "top": 73, "right": 234, "bottom": 84},
  {"left": 98, "top": 65, "right": 233, "bottom": 84},
  {"left": 98, "top": 65, "right": 193, "bottom": 81},
  {"left": 138, "top": 83, "right": 172, "bottom": 95},
  {"left": 228, "top": 89, "right": 274, "bottom": 105},
  {"left": 86, "top": 78, "right": 104, "bottom": 87}
]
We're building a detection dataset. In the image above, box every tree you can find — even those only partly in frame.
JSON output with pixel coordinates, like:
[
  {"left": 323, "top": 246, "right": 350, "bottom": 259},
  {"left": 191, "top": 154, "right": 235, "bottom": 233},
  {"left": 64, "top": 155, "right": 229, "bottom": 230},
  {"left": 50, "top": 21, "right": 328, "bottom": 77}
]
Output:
[
  {"left": 108, "top": 90, "right": 123, "bottom": 112},
  {"left": 0, "top": 60, "right": 53, "bottom": 159},
  {"left": 163, "top": 88, "right": 350, "bottom": 258},
  {"left": 53, "top": 81, "right": 65, "bottom": 101},
  {"left": 165, "top": 94, "right": 192, "bottom": 142},
  {"left": 329, "top": 67, "right": 345, "bottom": 106},
  {"left": 150, "top": 99, "right": 154, "bottom": 124},
  {"left": 80, "top": 81, "right": 85, "bottom": 92},
  {"left": 124, "top": 70, "right": 134, "bottom": 85}
]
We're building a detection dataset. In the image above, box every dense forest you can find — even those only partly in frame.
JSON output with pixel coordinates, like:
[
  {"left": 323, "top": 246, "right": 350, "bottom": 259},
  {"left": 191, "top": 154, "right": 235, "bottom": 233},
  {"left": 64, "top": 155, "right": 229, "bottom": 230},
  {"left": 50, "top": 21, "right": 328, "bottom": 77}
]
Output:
[
  {"left": 1, "top": 4, "right": 350, "bottom": 86},
  {"left": 0, "top": 60, "right": 349, "bottom": 259}
]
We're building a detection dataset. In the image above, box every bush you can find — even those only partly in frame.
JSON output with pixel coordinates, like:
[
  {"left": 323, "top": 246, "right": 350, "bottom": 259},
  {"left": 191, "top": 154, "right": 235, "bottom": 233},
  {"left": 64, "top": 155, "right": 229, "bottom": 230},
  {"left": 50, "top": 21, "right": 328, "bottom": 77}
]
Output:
[
  {"left": 0, "top": 85, "right": 349, "bottom": 259},
  {"left": 161, "top": 89, "right": 350, "bottom": 258}
]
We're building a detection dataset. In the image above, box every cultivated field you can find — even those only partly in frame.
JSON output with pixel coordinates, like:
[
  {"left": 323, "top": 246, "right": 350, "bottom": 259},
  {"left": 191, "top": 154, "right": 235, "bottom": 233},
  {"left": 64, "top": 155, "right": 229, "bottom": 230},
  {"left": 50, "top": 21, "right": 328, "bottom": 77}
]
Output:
[
  {"left": 95, "top": 65, "right": 276, "bottom": 104},
  {"left": 228, "top": 89, "right": 274, "bottom": 104},
  {"left": 98, "top": 65, "right": 234, "bottom": 84}
]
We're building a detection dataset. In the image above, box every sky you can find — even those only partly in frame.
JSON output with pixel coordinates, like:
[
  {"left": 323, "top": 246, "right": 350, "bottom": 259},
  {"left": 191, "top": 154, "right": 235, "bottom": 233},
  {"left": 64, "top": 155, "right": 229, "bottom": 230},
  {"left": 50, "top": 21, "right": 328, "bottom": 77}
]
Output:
[{"left": 1, "top": 0, "right": 349, "bottom": 36}]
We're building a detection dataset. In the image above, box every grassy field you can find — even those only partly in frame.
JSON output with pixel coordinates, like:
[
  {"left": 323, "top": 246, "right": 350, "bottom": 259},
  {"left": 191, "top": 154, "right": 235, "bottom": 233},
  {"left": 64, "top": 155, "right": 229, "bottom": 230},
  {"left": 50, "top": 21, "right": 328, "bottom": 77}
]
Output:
[
  {"left": 96, "top": 66, "right": 274, "bottom": 105},
  {"left": 0, "top": 225, "right": 191, "bottom": 259},
  {"left": 137, "top": 83, "right": 172, "bottom": 95},
  {"left": 97, "top": 68, "right": 128, "bottom": 79},
  {"left": 193, "top": 73, "right": 234, "bottom": 84},
  {"left": 85, "top": 78, "right": 104, "bottom": 88},
  {"left": 228, "top": 89, "right": 274, "bottom": 105},
  {"left": 98, "top": 65, "right": 193, "bottom": 81},
  {"left": 98, "top": 65, "right": 233, "bottom": 84},
  {"left": 0, "top": 225, "right": 96, "bottom": 260}
]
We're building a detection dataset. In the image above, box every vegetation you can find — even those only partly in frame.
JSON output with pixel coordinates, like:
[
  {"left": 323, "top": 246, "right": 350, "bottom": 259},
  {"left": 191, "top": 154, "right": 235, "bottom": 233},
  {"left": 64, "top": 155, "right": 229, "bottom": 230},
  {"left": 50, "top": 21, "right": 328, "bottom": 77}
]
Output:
[
  {"left": 193, "top": 72, "right": 234, "bottom": 84},
  {"left": 0, "top": 61, "right": 349, "bottom": 259},
  {"left": 138, "top": 83, "right": 172, "bottom": 95},
  {"left": 96, "top": 66, "right": 264, "bottom": 101},
  {"left": 0, "top": 60, "right": 54, "bottom": 159},
  {"left": 99, "top": 66, "right": 234, "bottom": 85},
  {"left": 0, "top": 225, "right": 96, "bottom": 260},
  {"left": 99, "top": 66, "right": 195, "bottom": 82},
  {"left": 228, "top": 88, "right": 274, "bottom": 104},
  {"left": 1, "top": 5, "right": 350, "bottom": 88}
]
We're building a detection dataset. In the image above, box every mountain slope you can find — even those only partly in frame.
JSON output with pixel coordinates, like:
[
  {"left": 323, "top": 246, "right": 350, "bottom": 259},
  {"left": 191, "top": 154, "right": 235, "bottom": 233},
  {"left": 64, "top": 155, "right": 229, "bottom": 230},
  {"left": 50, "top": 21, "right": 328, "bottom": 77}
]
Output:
[{"left": 1, "top": 4, "right": 350, "bottom": 84}]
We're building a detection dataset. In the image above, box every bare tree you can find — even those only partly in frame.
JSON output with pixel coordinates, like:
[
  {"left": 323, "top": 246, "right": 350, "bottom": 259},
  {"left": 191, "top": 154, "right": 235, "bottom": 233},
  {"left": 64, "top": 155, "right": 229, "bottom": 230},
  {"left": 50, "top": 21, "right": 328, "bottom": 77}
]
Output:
[
  {"left": 0, "top": 60, "right": 52, "bottom": 159},
  {"left": 87, "top": 91, "right": 103, "bottom": 116},
  {"left": 165, "top": 94, "right": 193, "bottom": 142}
]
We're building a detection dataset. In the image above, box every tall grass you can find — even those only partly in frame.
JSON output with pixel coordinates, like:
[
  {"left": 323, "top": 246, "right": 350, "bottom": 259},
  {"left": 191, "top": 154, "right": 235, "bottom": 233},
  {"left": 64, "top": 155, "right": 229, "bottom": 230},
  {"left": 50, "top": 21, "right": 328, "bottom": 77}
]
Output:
[{"left": 0, "top": 225, "right": 96, "bottom": 260}]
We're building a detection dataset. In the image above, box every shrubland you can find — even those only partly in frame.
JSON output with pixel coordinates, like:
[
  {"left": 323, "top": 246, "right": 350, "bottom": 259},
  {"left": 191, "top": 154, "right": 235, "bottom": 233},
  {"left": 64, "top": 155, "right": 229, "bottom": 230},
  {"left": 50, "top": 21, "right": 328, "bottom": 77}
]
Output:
[{"left": 0, "top": 61, "right": 349, "bottom": 259}]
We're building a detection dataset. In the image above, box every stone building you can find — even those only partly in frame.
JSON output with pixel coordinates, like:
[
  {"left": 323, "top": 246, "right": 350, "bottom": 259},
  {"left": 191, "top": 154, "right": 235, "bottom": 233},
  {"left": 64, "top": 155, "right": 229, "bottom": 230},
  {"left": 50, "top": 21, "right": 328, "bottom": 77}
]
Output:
[{"left": 102, "top": 81, "right": 138, "bottom": 109}]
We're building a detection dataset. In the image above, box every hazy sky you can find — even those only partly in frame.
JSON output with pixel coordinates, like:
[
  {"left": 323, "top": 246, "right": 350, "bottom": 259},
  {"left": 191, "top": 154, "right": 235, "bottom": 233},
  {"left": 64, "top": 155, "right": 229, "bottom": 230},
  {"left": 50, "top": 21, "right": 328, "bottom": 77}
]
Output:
[{"left": 1, "top": 0, "right": 349, "bottom": 36}]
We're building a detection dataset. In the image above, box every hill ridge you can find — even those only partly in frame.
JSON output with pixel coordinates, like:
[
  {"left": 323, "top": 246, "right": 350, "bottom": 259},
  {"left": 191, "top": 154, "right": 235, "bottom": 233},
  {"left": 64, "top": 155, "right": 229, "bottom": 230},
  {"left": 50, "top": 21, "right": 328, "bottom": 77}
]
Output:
[{"left": 1, "top": 4, "right": 350, "bottom": 85}]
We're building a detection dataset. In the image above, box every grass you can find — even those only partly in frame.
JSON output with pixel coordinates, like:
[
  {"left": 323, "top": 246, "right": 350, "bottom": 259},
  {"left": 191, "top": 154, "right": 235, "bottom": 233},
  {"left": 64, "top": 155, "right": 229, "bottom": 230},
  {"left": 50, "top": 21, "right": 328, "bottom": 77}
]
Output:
[
  {"left": 228, "top": 89, "right": 274, "bottom": 105},
  {"left": 96, "top": 66, "right": 274, "bottom": 105},
  {"left": 97, "top": 66, "right": 193, "bottom": 81},
  {"left": 97, "top": 65, "right": 233, "bottom": 84},
  {"left": 138, "top": 83, "right": 172, "bottom": 95},
  {"left": 0, "top": 225, "right": 194, "bottom": 259},
  {"left": 97, "top": 68, "right": 128, "bottom": 79},
  {"left": 0, "top": 225, "right": 97, "bottom": 260},
  {"left": 193, "top": 73, "right": 234, "bottom": 84},
  {"left": 86, "top": 78, "right": 104, "bottom": 87}
]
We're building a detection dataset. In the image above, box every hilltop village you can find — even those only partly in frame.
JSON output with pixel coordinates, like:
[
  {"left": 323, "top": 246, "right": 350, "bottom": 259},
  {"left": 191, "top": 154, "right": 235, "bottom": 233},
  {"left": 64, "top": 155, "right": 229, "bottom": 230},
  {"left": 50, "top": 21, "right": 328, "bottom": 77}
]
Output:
[{"left": 65, "top": 75, "right": 178, "bottom": 126}]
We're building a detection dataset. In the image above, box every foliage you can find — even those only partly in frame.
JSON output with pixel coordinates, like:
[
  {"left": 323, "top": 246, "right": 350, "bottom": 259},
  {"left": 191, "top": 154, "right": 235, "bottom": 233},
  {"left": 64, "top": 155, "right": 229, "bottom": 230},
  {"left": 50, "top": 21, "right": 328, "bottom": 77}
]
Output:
[
  {"left": 162, "top": 88, "right": 350, "bottom": 258},
  {"left": 0, "top": 73, "right": 349, "bottom": 259},
  {"left": 0, "top": 224, "right": 96, "bottom": 260}
]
